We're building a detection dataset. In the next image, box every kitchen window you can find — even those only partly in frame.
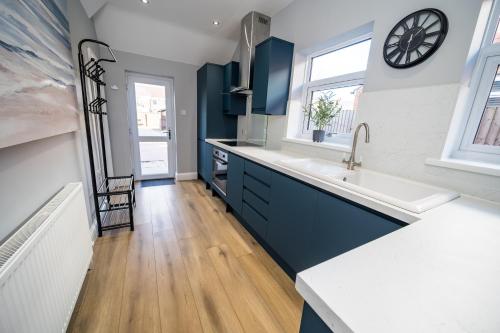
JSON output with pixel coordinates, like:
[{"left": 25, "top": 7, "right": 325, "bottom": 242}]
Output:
[
  {"left": 300, "top": 37, "right": 371, "bottom": 145},
  {"left": 453, "top": 1, "right": 500, "bottom": 164}
]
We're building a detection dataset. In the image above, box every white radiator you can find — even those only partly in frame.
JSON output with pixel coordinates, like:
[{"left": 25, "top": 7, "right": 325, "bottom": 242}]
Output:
[{"left": 0, "top": 182, "right": 93, "bottom": 333}]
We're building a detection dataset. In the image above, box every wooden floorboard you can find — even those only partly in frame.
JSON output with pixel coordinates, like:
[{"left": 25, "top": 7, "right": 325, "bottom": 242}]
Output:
[
  {"left": 154, "top": 230, "right": 203, "bottom": 332},
  {"left": 208, "top": 244, "right": 286, "bottom": 333},
  {"left": 67, "top": 235, "right": 129, "bottom": 333},
  {"left": 68, "top": 180, "right": 303, "bottom": 333},
  {"left": 118, "top": 224, "right": 161, "bottom": 333}
]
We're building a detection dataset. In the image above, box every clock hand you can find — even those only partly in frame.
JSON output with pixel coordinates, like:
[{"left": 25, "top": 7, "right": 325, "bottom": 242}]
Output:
[{"left": 406, "top": 34, "right": 414, "bottom": 53}]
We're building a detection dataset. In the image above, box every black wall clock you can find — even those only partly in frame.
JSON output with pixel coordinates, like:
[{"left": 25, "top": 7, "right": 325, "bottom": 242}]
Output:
[{"left": 383, "top": 8, "right": 448, "bottom": 68}]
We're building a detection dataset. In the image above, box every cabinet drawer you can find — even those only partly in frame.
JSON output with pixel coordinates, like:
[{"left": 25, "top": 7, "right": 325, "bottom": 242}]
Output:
[
  {"left": 244, "top": 161, "right": 272, "bottom": 185},
  {"left": 243, "top": 189, "right": 269, "bottom": 218},
  {"left": 242, "top": 202, "right": 268, "bottom": 239},
  {"left": 243, "top": 175, "right": 270, "bottom": 202}
]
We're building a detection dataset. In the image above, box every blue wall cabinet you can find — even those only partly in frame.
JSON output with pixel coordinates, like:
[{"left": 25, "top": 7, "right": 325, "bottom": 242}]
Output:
[
  {"left": 226, "top": 153, "right": 244, "bottom": 214},
  {"left": 223, "top": 62, "right": 247, "bottom": 115},
  {"left": 266, "top": 172, "right": 318, "bottom": 273},
  {"left": 252, "top": 37, "right": 294, "bottom": 115},
  {"left": 197, "top": 63, "right": 237, "bottom": 139},
  {"left": 310, "top": 191, "right": 403, "bottom": 266}
]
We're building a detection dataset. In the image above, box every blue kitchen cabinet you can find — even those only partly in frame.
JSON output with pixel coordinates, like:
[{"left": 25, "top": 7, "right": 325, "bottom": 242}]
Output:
[
  {"left": 197, "top": 63, "right": 237, "bottom": 139},
  {"left": 266, "top": 171, "right": 318, "bottom": 274},
  {"left": 197, "top": 62, "right": 237, "bottom": 184},
  {"left": 226, "top": 153, "right": 244, "bottom": 214},
  {"left": 299, "top": 303, "right": 332, "bottom": 333},
  {"left": 197, "top": 140, "right": 213, "bottom": 183},
  {"left": 223, "top": 62, "right": 247, "bottom": 115},
  {"left": 204, "top": 142, "right": 213, "bottom": 183},
  {"left": 197, "top": 139, "right": 204, "bottom": 180},
  {"left": 310, "top": 191, "right": 403, "bottom": 266},
  {"left": 252, "top": 37, "right": 294, "bottom": 115},
  {"left": 241, "top": 161, "right": 273, "bottom": 240}
]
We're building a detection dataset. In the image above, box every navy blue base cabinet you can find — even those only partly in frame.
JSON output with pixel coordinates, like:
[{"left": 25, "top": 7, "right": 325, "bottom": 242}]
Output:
[
  {"left": 299, "top": 303, "right": 332, "bottom": 333},
  {"left": 310, "top": 191, "right": 402, "bottom": 265},
  {"left": 241, "top": 161, "right": 273, "bottom": 240},
  {"left": 197, "top": 140, "right": 212, "bottom": 184},
  {"left": 266, "top": 172, "right": 318, "bottom": 273},
  {"left": 223, "top": 154, "right": 405, "bottom": 280},
  {"left": 252, "top": 37, "right": 294, "bottom": 115},
  {"left": 226, "top": 153, "right": 244, "bottom": 214}
]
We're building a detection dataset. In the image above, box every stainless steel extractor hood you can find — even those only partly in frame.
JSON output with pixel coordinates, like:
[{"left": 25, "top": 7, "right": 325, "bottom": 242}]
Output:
[{"left": 230, "top": 11, "right": 271, "bottom": 95}]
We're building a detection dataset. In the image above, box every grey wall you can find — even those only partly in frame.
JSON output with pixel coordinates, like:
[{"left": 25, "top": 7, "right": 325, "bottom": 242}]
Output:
[
  {"left": 102, "top": 50, "right": 198, "bottom": 177},
  {"left": 0, "top": 133, "right": 83, "bottom": 242},
  {"left": 68, "top": 0, "right": 101, "bottom": 228},
  {"left": 0, "top": 0, "right": 98, "bottom": 241},
  {"left": 264, "top": 0, "right": 500, "bottom": 202}
]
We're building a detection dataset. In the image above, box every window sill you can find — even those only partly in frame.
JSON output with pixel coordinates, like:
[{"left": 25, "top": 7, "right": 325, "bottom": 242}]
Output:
[
  {"left": 282, "top": 137, "right": 352, "bottom": 153},
  {"left": 425, "top": 157, "right": 500, "bottom": 177}
]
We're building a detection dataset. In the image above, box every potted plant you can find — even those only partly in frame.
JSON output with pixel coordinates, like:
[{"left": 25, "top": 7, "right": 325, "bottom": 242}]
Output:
[{"left": 303, "top": 92, "right": 342, "bottom": 142}]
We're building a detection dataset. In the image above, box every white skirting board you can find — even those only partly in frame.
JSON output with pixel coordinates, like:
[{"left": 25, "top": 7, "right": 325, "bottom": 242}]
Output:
[{"left": 175, "top": 172, "right": 198, "bottom": 181}]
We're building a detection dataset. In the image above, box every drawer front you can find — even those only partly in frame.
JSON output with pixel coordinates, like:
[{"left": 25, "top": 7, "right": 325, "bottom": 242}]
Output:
[
  {"left": 242, "top": 202, "right": 268, "bottom": 239},
  {"left": 244, "top": 160, "right": 272, "bottom": 185},
  {"left": 243, "top": 189, "right": 269, "bottom": 218},
  {"left": 243, "top": 175, "right": 270, "bottom": 202}
]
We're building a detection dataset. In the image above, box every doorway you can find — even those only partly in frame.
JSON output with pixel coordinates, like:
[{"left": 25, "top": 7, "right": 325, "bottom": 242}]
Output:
[{"left": 127, "top": 73, "right": 176, "bottom": 180}]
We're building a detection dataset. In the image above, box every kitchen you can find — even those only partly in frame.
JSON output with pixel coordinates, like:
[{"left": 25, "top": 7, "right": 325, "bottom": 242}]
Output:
[{"left": 1, "top": 0, "right": 500, "bottom": 332}]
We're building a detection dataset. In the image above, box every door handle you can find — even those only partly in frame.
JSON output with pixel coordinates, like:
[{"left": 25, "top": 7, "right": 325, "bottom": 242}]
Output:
[{"left": 166, "top": 128, "right": 172, "bottom": 140}]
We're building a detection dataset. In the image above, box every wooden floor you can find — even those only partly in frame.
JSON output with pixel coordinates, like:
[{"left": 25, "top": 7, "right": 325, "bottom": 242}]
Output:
[{"left": 68, "top": 180, "right": 303, "bottom": 333}]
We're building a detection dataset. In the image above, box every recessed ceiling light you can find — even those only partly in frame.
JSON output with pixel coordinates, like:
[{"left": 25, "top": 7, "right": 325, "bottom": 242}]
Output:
[
  {"left": 213, "top": 20, "right": 221, "bottom": 26},
  {"left": 140, "top": 0, "right": 150, "bottom": 4}
]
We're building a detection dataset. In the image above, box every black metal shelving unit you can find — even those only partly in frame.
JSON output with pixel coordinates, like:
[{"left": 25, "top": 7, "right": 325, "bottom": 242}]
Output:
[{"left": 78, "top": 39, "right": 135, "bottom": 237}]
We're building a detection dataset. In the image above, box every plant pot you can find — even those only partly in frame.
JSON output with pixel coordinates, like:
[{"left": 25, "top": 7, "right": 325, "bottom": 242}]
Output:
[{"left": 312, "top": 130, "right": 325, "bottom": 143}]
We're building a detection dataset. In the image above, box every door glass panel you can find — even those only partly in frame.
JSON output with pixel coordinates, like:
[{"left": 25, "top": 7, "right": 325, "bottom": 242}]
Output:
[
  {"left": 139, "top": 142, "right": 169, "bottom": 175},
  {"left": 131, "top": 79, "right": 173, "bottom": 178},
  {"left": 134, "top": 83, "right": 168, "bottom": 137}
]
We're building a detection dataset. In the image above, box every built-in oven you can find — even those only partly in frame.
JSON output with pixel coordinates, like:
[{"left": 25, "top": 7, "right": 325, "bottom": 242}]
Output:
[{"left": 212, "top": 147, "right": 228, "bottom": 197}]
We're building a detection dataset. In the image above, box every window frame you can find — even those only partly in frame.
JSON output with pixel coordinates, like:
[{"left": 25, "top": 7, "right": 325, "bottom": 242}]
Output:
[
  {"left": 454, "top": 1, "right": 500, "bottom": 164},
  {"left": 298, "top": 33, "right": 372, "bottom": 145}
]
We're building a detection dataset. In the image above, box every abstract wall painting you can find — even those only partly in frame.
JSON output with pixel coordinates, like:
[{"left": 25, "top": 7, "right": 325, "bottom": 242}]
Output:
[{"left": 0, "top": 0, "right": 79, "bottom": 149}]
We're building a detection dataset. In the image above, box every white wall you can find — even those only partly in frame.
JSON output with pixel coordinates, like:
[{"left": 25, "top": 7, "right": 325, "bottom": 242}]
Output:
[
  {"left": 266, "top": 0, "right": 500, "bottom": 202},
  {"left": 102, "top": 50, "right": 198, "bottom": 177}
]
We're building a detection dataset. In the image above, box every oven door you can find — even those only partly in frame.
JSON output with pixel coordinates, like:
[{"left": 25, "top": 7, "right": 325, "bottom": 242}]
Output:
[{"left": 212, "top": 156, "right": 228, "bottom": 196}]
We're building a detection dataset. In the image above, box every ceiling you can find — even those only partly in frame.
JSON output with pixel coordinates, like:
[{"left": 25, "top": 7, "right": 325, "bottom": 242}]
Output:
[
  {"left": 81, "top": 0, "right": 294, "bottom": 40},
  {"left": 81, "top": 0, "right": 294, "bottom": 65}
]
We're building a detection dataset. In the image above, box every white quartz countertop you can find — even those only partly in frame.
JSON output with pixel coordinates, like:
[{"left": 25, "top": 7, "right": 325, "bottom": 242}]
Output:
[{"left": 206, "top": 139, "right": 500, "bottom": 333}]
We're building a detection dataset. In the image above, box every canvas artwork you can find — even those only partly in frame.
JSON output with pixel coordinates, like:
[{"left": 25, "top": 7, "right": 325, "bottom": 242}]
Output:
[{"left": 0, "top": 0, "right": 79, "bottom": 149}]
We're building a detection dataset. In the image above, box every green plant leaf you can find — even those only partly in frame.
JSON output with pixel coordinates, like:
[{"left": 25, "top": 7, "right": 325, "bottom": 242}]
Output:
[{"left": 303, "top": 91, "right": 343, "bottom": 130}]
